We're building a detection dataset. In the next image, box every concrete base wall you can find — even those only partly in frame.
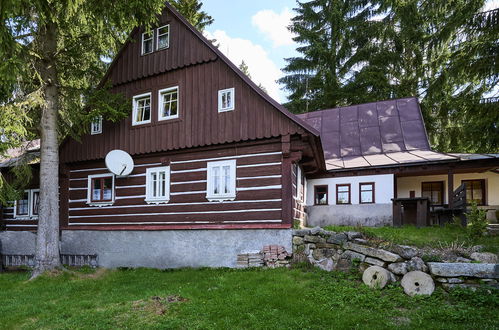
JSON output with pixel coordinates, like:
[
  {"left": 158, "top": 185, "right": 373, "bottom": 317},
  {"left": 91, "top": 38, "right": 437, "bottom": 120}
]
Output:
[
  {"left": 0, "top": 231, "right": 37, "bottom": 254},
  {"left": 1, "top": 229, "right": 292, "bottom": 269},
  {"left": 306, "top": 204, "right": 392, "bottom": 227}
]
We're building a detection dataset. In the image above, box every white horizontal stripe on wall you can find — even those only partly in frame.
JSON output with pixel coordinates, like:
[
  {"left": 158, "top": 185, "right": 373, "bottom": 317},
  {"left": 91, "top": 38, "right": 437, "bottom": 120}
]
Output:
[
  {"left": 115, "top": 195, "right": 146, "bottom": 200},
  {"left": 116, "top": 185, "right": 146, "bottom": 189},
  {"left": 237, "top": 162, "right": 281, "bottom": 168},
  {"left": 70, "top": 167, "right": 107, "bottom": 173},
  {"left": 170, "top": 191, "right": 206, "bottom": 195},
  {"left": 69, "top": 187, "right": 88, "bottom": 191},
  {"left": 68, "top": 219, "right": 282, "bottom": 226},
  {"left": 68, "top": 208, "right": 282, "bottom": 219},
  {"left": 171, "top": 168, "right": 207, "bottom": 174},
  {"left": 238, "top": 175, "right": 281, "bottom": 180},
  {"left": 69, "top": 199, "right": 282, "bottom": 211},
  {"left": 170, "top": 151, "right": 282, "bottom": 165},
  {"left": 69, "top": 198, "right": 87, "bottom": 203},
  {"left": 171, "top": 180, "right": 207, "bottom": 185},
  {"left": 69, "top": 178, "right": 88, "bottom": 182},
  {"left": 237, "top": 185, "right": 282, "bottom": 191}
]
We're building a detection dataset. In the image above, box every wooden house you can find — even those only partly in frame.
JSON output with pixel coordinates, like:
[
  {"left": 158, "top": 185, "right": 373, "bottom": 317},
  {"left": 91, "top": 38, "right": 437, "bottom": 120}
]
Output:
[{"left": 0, "top": 3, "right": 322, "bottom": 268}]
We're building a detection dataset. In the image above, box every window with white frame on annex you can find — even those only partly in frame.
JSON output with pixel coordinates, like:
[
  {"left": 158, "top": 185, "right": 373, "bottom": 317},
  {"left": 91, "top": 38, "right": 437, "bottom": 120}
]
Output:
[
  {"left": 14, "top": 189, "right": 39, "bottom": 219},
  {"left": 132, "top": 93, "right": 152, "bottom": 125},
  {"left": 158, "top": 86, "right": 179, "bottom": 120},
  {"left": 141, "top": 31, "right": 153, "bottom": 55},
  {"left": 90, "top": 115, "right": 102, "bottom": 135},
  {"left": 156, "top": 25, "right": 170, "bottom": 50},
  {"left": 87, "top": 174, "right": 115, "bottom": 206},
  {"left": 206, "top": 159, "right": 236, "bottom": 201},
  {"left": 145, "top": 166, "right": 170, "bottom": 203},
  {"left": 218, "top": 88, "right": 235, "bottom": 112}
]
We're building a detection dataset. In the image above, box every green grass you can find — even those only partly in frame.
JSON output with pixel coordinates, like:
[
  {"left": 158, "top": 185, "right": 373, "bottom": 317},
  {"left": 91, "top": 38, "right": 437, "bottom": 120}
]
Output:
[
  {"left": 323, "top": 225, "right": 499, "bottom": 253},
  {"left": 0, "top": 267, "right": 498, "bottom": 329}
]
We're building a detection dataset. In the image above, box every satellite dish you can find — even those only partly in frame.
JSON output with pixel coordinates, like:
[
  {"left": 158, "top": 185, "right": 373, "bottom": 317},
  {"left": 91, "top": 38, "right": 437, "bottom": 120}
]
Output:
[{"left": 105, "top": 150, "right": 134, "bottom": 177}]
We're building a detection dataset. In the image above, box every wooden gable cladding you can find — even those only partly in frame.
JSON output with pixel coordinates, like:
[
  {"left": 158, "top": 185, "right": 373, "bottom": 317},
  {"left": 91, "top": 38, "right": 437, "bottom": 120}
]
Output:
[
  {"left": 60, "top": 59, "right": 306, "bottom": 163},
  {"left": 108, "top": 10, "right": 217, "bottom": 86}
]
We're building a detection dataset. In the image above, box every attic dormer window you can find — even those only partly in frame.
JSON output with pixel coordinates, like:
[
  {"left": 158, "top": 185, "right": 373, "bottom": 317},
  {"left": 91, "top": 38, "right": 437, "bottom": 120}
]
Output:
[
  {"left": 156, "top": 25, "right": 170, "bottom": 50},
  {"left": 142, "top": 32, "right": 153, "bottom": 55}
]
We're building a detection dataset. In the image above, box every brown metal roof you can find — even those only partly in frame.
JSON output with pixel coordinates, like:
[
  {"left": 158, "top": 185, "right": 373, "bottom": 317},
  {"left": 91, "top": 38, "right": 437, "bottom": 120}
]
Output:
[{"left": 297, "top": 97, "right": 462, "bottom": 170}]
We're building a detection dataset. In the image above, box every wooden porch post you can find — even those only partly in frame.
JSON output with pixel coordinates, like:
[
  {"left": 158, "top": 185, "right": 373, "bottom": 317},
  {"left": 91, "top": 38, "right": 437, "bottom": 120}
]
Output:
[{"left": 447, "top": 171, "right": 454, "bottom": 209}]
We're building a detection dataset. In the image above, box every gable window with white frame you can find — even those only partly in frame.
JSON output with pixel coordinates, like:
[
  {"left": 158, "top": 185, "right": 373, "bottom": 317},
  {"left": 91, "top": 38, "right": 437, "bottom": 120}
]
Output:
[
  {"left": 132, "top": 93, "right": 152, "bottom": 125},
  {"left": 158, "top": 86, "right": 179, "bottom": 120},
  {"left": 156, "top": 25, "right": 170, "bottom": 50},
  {"left": 145, "top": 166, "right": 170, "bottom": 204},
  {"left": 218, "top": 88, "right": 235, "bottom": 112},
  {"left": 141, "top": 31, "right": 153, "bottom": 55},
  {"left": 206, "top": 160, "right": 236, "bottom": 201},
  {"left": 87, "top": 174, "right": 115, "bottom": 206},
  {"left": 14, "top": 189, "right": 39, "bottom": 219},
  {"left": 90, "top": 116, "right": 102, "bottom": 135}
]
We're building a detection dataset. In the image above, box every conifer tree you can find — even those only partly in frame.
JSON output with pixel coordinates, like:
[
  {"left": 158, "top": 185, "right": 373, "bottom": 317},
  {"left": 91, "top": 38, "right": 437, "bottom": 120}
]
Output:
[
  {"left": 279, "top": 0, "right": 377, "bottom": 113},
  {"left": 170, "top": 0, "right": 214, "bottom": 31}
]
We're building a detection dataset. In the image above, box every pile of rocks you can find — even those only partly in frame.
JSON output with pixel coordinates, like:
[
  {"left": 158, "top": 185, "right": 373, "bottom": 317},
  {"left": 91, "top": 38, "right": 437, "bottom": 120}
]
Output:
[
  {"left": 237, "top": 245, "right": 291, "bottom": 268},
  {"left": 293, "top": 227, "right": 498, "bottom": 295}
]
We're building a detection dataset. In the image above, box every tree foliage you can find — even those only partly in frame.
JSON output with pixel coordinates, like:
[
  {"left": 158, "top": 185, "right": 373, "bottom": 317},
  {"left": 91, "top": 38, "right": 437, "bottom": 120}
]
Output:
[
  {"left": 281, "top": 0, "right": 498, "bottom": 152},
  {"left": 279, "top": 0, "right": 378, "bottom": 113},
  {"left": 170, "top": 0, "right": 214, "bottom": 31},
  {"left": 0, "top": 0, "right": 167, "bottom": 275}
]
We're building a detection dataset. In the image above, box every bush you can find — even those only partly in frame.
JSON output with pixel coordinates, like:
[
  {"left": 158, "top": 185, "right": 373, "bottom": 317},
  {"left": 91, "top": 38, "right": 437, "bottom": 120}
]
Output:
[{"left": 466, "top": 202, "right": 488, "bottom": 239}]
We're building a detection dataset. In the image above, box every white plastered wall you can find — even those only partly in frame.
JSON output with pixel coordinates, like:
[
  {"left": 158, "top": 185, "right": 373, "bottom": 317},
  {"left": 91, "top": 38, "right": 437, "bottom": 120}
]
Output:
[{"left": 306, "top": 174, "right": 394, "bottom": 206}]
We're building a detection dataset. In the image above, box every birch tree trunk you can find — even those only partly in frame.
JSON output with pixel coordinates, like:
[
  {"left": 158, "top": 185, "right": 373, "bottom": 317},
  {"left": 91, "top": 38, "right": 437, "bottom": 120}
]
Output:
[{"left": 32, "top": 22, "right": 61, "bottom": 278}]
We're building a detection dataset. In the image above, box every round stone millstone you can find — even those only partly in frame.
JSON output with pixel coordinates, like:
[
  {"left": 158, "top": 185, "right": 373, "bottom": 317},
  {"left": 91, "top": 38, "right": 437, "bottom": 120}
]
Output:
[
  {"left": 401, "top": 271, "right": 435, "bottom": 296},
  {"left": 362, "top": 266, "right": 391, "bottom": 289}
]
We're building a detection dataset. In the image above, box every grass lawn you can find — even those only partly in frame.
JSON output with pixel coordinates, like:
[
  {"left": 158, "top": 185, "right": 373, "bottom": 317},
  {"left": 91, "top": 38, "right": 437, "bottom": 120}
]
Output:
[
  {"left": 323, "top": 225, "right": 499, "bottom": 254},
  {"left": 1, "top": 267, "right": 498, "bottom": 329}
]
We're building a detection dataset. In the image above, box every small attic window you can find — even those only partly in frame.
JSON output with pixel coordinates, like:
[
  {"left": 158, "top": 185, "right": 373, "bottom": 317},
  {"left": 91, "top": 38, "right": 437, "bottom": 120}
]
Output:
[
  {"left": 156, "top": 25, "right": 170, "bottom": 50},
  {"left": 90, "top": 116, "right": 102, "bottom": 135},
  {"left": 142, "top": 32, "right": 153, "bottom": 55},
  {"left": 218, "top": 88, "right": 235, "bottom": 112}
]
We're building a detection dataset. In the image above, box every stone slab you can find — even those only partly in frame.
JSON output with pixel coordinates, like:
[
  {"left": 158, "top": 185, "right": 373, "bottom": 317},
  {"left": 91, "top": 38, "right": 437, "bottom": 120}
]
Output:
[
  {"left": 344, "top": 242, "right": 402, "bottom": 262},
  {"left": 428, "top": 262, "right": 499, "bottom": 279}
]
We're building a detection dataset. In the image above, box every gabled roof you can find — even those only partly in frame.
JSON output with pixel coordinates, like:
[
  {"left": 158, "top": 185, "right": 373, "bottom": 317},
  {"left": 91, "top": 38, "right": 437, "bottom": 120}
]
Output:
[{"left": 102, "top": 2, "right": 320, "bottom": 139}]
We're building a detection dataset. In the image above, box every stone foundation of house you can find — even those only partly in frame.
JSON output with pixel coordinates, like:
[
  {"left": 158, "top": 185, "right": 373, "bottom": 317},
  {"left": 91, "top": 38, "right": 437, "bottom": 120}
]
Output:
[
  {"left": 305, "top": 204, "right": 392, "bottom": 227},
  {"left": 0, "top": 229, "right": 292, "bottom": 269}
]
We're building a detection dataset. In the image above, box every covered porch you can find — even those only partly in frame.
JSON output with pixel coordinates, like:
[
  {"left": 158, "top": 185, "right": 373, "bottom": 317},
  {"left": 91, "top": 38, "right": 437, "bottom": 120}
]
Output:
[{"left": 394, "top": 156, "right": 499, "bottom": 226}]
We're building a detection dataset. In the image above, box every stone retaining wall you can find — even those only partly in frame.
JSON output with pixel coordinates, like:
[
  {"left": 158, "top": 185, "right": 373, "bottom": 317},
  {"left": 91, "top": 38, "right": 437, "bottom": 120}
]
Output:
[{"left": 293, "top": 228, "right": 498, "bottom": 290}]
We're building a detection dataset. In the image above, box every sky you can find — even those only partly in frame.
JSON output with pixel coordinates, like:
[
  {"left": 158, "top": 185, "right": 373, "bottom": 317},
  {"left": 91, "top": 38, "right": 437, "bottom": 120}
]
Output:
[{"left": 202, "top": 0, "right": 499, "bottom": 103}]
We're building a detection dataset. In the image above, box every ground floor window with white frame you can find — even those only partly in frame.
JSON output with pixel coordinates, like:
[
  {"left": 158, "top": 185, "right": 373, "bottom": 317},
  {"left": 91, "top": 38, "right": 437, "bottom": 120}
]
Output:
[
  {"left": 14, "top": 189, "right": 39, "bottom": 219},
  {"left": 206, "top": 159, "right": 236, "bottom": 201},
  {"left": 145, "top": 166, "right": 170, "bottom": 204}
]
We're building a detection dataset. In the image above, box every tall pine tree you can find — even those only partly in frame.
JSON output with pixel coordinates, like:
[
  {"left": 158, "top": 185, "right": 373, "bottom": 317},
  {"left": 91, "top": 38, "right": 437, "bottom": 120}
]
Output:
[
  {"left": 279, "top": 0, "right": 377, "bottom": 113},
  {"left": 170, "top": 0, "right": 214, "bottom": 31}
]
